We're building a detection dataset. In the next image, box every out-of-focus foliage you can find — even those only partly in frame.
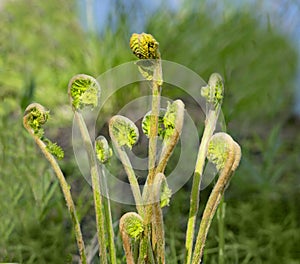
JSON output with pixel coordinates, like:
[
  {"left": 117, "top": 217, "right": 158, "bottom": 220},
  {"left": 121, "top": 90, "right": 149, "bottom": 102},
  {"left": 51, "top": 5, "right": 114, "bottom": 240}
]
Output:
[
  {"left": 0, "top": 0, "right": 83, "bottom": 113},
  {"left": 0, "top": 0, "right": 99, "bottom": 262},
  {"left": 0, "top": 0, "right": 134, "bottom": 119},
  {"left": 0, "top": 116, "right": 75, "bottom": 263},
  {"left": 145, "top": 3, "right": 298, "bottom": 130}
]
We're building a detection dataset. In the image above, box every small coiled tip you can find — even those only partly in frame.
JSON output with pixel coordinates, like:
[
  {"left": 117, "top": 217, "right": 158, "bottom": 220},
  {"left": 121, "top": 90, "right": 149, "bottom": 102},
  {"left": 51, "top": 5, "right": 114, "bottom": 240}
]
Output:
[
  {"left": 109, "top": 115, "right": 139, "bottom": 149},
  {"left": 142, "top": 109, "right": 166, "bottom": 139},
  {"left": 68, "top": 74, "right": 100, "bottom": 110},
  {"left": 23, "top": 103, "right": 64, "bottom": 159},
  {"left": 163, "top": 100, "right": 185, "bottom": 140},
  {"left": 129, "top": 32, "right": 160, "bottom": 60},
  {"left": 156, "top": 173, "right": 172, "bottom": 208},
  {"left": 23, "top": 103, "right": 49, "bottom": 136},
  {"left": 208, "top": 73, "right": 223, "bottom": 87},
  {"left": 141, "top": 100, "right": 185, "bottom": 140},
  {"left": 207, "top": 132, "right": 241, "bottom": 172},
  {"left": 119, "top": 212, "right": 144, "bottom": 239},
  {"left": 201, "top": 73, "right": 224, "bottom": 107},
  {"left": 95, "top": 135, "right": 113, "bottom": 164}
]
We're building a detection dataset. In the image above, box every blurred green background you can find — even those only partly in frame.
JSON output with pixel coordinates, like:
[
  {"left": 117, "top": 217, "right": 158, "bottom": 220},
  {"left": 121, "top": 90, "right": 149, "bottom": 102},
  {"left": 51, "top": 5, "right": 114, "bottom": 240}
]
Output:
[{"left": 0, "top": 0, "right": 299, "bottom": 263}]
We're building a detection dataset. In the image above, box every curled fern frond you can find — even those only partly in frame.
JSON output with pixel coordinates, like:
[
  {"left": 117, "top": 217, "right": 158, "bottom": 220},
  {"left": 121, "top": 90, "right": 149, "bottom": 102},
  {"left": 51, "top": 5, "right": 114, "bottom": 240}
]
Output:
[
  {"left": 95, "top": 135, "right": 113, "bottom": 164},
  {"left": 207, "top": 132, "right": 241, "bottom": 171},
  {"left": 109, "top": 115, "right": 139, "bottom": 149},
  {"left": 201, "top": 73, "right": 224, "bottom": 108},
  {"left": 153, "top": 100, "right": 185, "bottom": 174},
  {"left": 120, "top": 212, "right": 144, "bottom": 239},
  {"left": 130, "top": 33, "right": 160, "bottom": 60},
  {"left": 68, "top": 74, "right": 100, "bottom": 110},
  {"left": 142, "top": 109, "right": 165, "bottom": 139},
  {"left": 142, "top": 100, "right": 185, "bottom": 143},
  {"left": 130, "top": 33, "right": 163, "bottom": 86},
  {"left": 163, "top": 100, "right": 185, "bottom": 140},
  {"left": 159, "top": 177, "right": 172, "bottom": 208},
  {"left": 192, "top": 132, "right": 241, "bottom": 264},
  {"left": 23, "top": 103, "right": 64, "bottom": 159},
  {"left": 24, "top": 103, "right": 49, "bottom": 138},
  {"left": 207, "top": 133, "right": 231, "bottom": 171}
]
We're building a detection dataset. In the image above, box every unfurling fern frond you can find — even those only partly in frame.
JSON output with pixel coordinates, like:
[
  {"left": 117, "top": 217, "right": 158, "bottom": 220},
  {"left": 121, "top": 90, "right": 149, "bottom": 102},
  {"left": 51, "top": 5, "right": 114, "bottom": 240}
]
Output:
[{"left": 130, "top": 33, "right": 160, "bottom": 60}]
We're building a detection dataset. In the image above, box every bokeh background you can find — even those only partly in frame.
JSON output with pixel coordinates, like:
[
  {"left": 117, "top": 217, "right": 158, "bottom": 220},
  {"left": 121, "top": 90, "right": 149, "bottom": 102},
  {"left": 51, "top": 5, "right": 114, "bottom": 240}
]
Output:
[{"left": 0, "top": 0, "right": 299, "bottom": 263}]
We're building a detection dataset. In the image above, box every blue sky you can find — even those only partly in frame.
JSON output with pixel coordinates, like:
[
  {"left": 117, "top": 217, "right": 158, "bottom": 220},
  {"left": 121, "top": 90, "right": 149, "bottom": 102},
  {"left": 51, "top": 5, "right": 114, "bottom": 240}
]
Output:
[{"left": 77, "top": 0, "right": 182, "bottom": 32}]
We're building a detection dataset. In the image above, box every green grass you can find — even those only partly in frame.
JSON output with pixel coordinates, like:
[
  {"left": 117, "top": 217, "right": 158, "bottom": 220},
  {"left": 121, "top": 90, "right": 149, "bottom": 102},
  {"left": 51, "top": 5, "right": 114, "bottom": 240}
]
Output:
[{"left": 0, "top": 114, "right": 75, "bottom": 263}]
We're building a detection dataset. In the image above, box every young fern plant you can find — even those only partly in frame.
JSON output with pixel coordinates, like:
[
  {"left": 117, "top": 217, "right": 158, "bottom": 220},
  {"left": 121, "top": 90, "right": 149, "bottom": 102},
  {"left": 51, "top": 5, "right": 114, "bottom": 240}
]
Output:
[
  {"left": 129, "top": 33, "right": 164, "bottom": 264},
  {"left": 141, "top": 100, "right": 184, "bottom": 264},
  {"left": 192, "top": 133, "right": 241, "bottom": 263},
  {"left": 185, "top": 73, "right": 225, "bottom": 264},
  {"left": 157, "top": 100, "right": 185, "bottom": 174},
  {"left": 95, "top": 136, "right": 117, "bottom": 264},
  {"left": 108, "top": 115, "right": 144, "bottom": 216},
  {"left": 23, "top": 32, "right": 242, "bottom": 264},
  {"left": 131, "top": 33, "right": 183, "bottom": 264},
  {"left": 23, "top": 103, "right": 87, "bottom": 264},
  {"left": 119, "top": 212, "right": 145, "bottom": 264},
  {"left": 125, "top": 33, "right": 242, "bottom": 264},
  {"left": 68, "top": 74, "right": 108, "bottom": 264},
  {"left": 109, "top": 115, "right": 155, "bottom": 264}
]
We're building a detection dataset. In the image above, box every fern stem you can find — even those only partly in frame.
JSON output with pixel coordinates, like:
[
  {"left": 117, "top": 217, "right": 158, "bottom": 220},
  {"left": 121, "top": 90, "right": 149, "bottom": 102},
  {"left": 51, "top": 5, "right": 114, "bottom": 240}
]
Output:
[
  {"left": 191, "top": 137, "right": 236, "bottom": 263},
  {"left": 152, "top": 178, "right": 165, "bottom": 264},
  {"left": 138, "top": 236, "right": 156, "bottom": 264},
  {"left": 112, "top": 144, "right": 144, "bottom": 216},
  {"left": 147, "top": 81, "right": 161, "bottom": 192},
  {"left": 217, "top": 197, "right": 225, "bottom": 264},
  {"left": 74, "top": 111, "right": 107, "bottom": 264},
  {"left": 23, "top": 116, "right": 87, "bottom": 264},
  {"left": 144, "top": 78, "right": 162, "bottom": 263},
  {"left": 101, "top": 167, "right": 117, "bottom": 264},
  {"left": 185, "top": 108, "right": 219, "bottom": 264}
]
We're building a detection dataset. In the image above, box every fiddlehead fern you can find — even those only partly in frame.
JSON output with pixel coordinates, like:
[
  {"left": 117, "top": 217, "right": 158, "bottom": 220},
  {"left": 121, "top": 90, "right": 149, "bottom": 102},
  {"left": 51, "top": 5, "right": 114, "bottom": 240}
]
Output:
[
  {"left": 95, "top": 135, "right": 113, "bottom": 164},
  {"left": 109, "top": 115, "right": 139, "bottom": 150},
  {"left": 68, "top": 74, "right": 107, "bottom": 263},
  {"left": 95, "top": 135, "right": 117, "bottom": 264},
  {"left": 109, "top": 115, "right": 143, "bottom": 215},
  {"left": 23, "top": 103, "right": 86, "bottom": 263},
  {"left": 185, "top": 73, "right": 224, "bottom": 264},
  {"left": 142, "top": 109, "right": 165, "bottom": 139},
  {"left": 130, "top": 33, "right": 160, "bottom": 60},
  {"left": 129, "top": 33, "right": 162, "bottom": 86},
  {"left": 120, "top": 212, "right": 144, "bottom": 240},
  {"left": 156, "top": 99, "right": 185, "bottom": 174},
  {"left": 68, "top": 74, "right": 100, "bottom": 110},
  {"left": 120, "top": 212, "right": 144, "bottom": 264},
  {"left": 192, "top": 132, "right": 241, "bottom": 264},
  {"left": 23, "top": 103, "right": 64, "bottom": 159},
  {"left": 201, "top": 73, "right": 224, "bottom": 109}
]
